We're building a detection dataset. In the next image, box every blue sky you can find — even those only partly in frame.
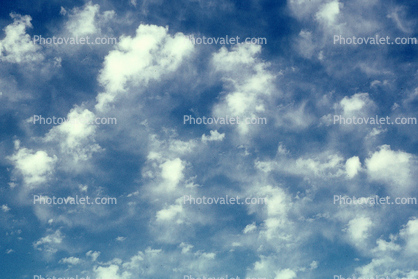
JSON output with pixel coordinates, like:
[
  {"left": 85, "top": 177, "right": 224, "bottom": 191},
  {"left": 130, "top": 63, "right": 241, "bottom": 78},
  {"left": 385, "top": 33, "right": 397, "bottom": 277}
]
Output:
[{"left": 0, "top": 0, "right": 417, "bottom": 278}]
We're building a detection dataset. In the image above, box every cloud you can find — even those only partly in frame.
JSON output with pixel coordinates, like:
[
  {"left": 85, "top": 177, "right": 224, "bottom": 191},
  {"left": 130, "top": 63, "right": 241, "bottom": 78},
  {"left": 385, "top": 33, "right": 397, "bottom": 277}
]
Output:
[
  {"left": 156, "top": 202, "right": 183, "bottom": 222},
  {"left": 274, "top": 268, "right": 297, "bottom": 279},
  {"left": 44, "top": 106, "right": 102, "bottom": 163},
  {"left": 201, "top": 130, "right": 225, "bottom": 142},
  {"left": 399, "top": 218, "right": 418, "bottom": 255},
  {"left": 160, "top": 158, "right": 185, "bottom": 191},
  {"left": 256, "top": 149, "right": 346, "bottom": 179},
  {"left": 8, "top": 144, "right": 57, "bottom": 186},
  {"left": 1, "top": 205, "right": 11, "bottom": 212},
  {"left": 94, "top": 264, "right": 128, "bottom": 279},
  {"left": 65, "top": 1, "right": 114, "bottom": 37},
  {"left": 315, "top": 1, "right": 342, "bottom": 26},
  {"left": 86, "top": 250, "right": 101, "bottom": 262},
  {"left": 0, "top": 13, "right": 43, "bottom": 63},
  {"left": 211, "top": 44, "right": 277, "bottom": 135},
  {"left": 365, "top": 145, "right": 415, "bottom": 193},
  {"left": 340, "top": 93, "right": 374, "bottom": 115},
  {"left": 33, "top": 230, "right": 64, "bottom": 254},
  {"left": 346, "top": 216, "right": 373, "bottom": 245},
  {"left": 345, "top": 156, "right": 361, "bottom": 178},
  {"left": 116, "top": 236, "right": 127, "bottom": 242},
  {"left": 96, "top": 24, "right": 193, "bottom": 111},
  {"left": 59, "top": 256, "right": 81, "bottom": 265}
]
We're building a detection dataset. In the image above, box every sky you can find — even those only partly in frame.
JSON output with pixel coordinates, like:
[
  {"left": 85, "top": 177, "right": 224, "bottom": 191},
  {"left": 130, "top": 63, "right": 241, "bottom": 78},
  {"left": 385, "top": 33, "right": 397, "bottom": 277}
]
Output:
[{"left": 0, "top": 0, "right": 417, "bottom": 279}]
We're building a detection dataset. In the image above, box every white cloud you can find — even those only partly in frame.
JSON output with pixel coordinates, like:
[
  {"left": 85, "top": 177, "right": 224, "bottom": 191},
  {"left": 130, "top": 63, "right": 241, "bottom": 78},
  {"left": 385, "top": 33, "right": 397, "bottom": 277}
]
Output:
[
  {"left": 274, "top": 268, "right": 297, "bottom": 279},
  {"left": 116, "top": 236, "right": 127, "bottom": 242},
  {"left": 211, "top": 44, "right": 277, "bottom": 135},
  {"left": 201, "top": 130, "right": 225, "bottom": 142},
  {"left": 86, "top": 250, "right": 101, "bottom": 261},
  {"left": 8, "top": 145, "right": 57, "bottom": 186},
  {"left": 340, "top": 93, "right": 373, "bottom": 115},
  {"left": 0, "top": 13, "right": 43, "bottom": 63},
  {"left": 96, "top": 24, "right": 193, "bottom": 111},
  {"left": 159, "top": 158, "right": 185, "bottom": 191},
  {"left": 346, "top": 216, "right": 373, "bottom": 244},
  {"left": 366, "top": 145, "right": 415, "bottom": 193},
  {"left": 243, "top": 222, "right": 257, "bottom": 234},
  {"left": 1, "top": 204, "right": 11, "bottom": 212},
  {"left": 399, "top": 218, "right": 418, "bottom": 255},
  {"left": 94, "top": 264, "right": 128, "bottom": 279},
  {"left": 256, "top": 151, "right": 345, "bottom": 179},
  {"left": 66, "top": 2, "right": 101, "bottom": 36},
  {"left": 315, "top": 1, "right": 341, "bottom": 26},
  {"left": 33, "top": 230, "right": 64, "bottom": 254},
  {"left": 179, "top": 242, "right": 193, "bottom": 254},
  {"left": 59, "top": 256, "right": 81, "bottom": 265},
  {"left": 156, "top": 202, "right": 183, "bottom": 222},
  {"left": 345, "top": 156, "right": 361, "bottom": 178},
  {"left": 44, "top": 106, "right": 102, "bottom": 163}
]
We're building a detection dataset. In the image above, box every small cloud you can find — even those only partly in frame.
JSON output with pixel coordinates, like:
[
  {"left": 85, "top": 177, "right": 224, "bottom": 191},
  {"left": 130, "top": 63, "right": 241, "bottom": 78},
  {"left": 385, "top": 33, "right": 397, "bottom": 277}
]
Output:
[
  {"left": 60, "top": 7, "right": 67, "bottom": 15},
  {"left": 243, "top": 222, "right": 257, "bottom": 234},
  {"left": 59, "top": 257, "right": 81, "bottom": 265},
  {"left": 86, "top": 250, "right": 100, "bottom": 261},
  {"left": 202, "top": 130, "right": 225, "bottom": 142},
  {"left": 6, "top": 249, "right": 14, "bottom": 254},
  {"left": 116, "top": 236, "right": 126, "bottom": 242},
  {"left": 2, "top": 205, "right": 11, "bottom": 212}
]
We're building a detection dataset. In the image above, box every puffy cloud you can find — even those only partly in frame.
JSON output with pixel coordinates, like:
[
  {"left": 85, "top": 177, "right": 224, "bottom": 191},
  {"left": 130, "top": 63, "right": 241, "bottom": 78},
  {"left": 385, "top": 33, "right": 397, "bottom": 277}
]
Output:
[
  {"left": 96, "top": 24, "right": 193, "bottom": 111},
  {"left": 346, "top": 216, "right": 373, "bottom": 244},
  {"left": 315, "top": 0, "right": 342, "bottom": 26},
  {"left": 201, "top": 130, "right": 225, "bottom": 142},
  {"left": 94, "top": 264, "right": 129, "bottom": 279},
  {"left": 399, "top": 218, "right": 418, "bottom": 255},
  {"left": 0, "top": 13, "right": 43, "bottom": 63},
  {"left": 274, "top": 268, "right": 297, "bottom": 279},
  {"left": 65, "top": 1, "right": 114, "bottom": 37},
  {"left": 44, "top": 106, "right": 102, "bottom": 163},
  {"left": 160, "top": 158, "right": 185, "bottom": 191},
  {"left": 345, "top": 156, "right": 361, "bottom": 178},
  {"left": 156, "top": 202, "right": 183, "bottom": 222},
  {"left": 340, "top": 93, "right": 374, "bottom": 115},
  {"left": 365, "top": 145, "right": 415, "bottom": 192},
  {"left": 211, "top": 44, "right": 277, "bottom": 135},
  {"left": 8, "top": 144, "right": 57, "bottom": 186}
]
